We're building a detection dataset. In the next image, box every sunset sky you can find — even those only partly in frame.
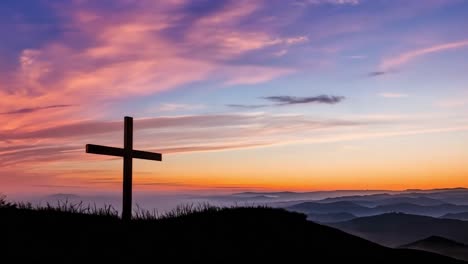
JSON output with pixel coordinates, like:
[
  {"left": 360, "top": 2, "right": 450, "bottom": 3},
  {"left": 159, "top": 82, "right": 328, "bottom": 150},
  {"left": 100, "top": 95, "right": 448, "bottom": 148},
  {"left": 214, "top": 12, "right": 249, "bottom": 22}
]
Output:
[{"left": 1, "top": 0, "right": 468, "bottom": 196}]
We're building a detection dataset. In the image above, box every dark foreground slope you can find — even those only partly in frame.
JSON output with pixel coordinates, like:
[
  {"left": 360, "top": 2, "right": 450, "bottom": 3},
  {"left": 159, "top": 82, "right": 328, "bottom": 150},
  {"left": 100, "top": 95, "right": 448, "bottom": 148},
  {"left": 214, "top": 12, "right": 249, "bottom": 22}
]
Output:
[{"left": 0, "top": 207, "right": 465, "bottom": 263}]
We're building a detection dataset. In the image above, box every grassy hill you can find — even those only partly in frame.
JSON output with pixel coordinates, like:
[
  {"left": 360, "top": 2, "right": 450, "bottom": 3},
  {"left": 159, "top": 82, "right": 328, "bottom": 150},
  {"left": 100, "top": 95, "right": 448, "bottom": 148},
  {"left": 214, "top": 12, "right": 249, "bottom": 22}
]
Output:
[{"left": 0, "top": 204, "right": 465, "bottom": 263}]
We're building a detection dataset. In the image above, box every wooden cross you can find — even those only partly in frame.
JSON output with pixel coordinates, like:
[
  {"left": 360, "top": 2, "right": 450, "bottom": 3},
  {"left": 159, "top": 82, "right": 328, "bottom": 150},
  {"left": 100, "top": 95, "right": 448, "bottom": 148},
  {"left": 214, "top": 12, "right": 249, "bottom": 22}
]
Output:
[{"left": 85, "top": 116, "right": 162, "bottom": 221}]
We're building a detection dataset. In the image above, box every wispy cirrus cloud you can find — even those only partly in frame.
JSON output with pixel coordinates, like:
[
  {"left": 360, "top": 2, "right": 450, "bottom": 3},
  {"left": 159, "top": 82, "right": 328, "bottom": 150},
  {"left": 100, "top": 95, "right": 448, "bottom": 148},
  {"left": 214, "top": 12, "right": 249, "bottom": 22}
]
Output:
[
  {"left": 378, "top": 93, "right": 409, "bottom": 98},
  {"left": 380, "top": 40, "right": 468, "bottom": 70},
  {"left": 226, "top": 104, "right": 269, "bottom": 109},
  {"left": 0, "top": 105, "right": 73, "bottom": 115},
  {"left": 155, "top": 103, "right": 205, "bottom": 112}
]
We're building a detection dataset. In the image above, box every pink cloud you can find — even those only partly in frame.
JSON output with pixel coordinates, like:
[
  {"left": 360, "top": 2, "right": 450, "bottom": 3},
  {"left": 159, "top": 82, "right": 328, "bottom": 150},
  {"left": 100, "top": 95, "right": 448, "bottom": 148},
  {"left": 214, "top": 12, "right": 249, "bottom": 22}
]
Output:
[{"left": 0, "top": 0, "right": 303, "bottom": 141}]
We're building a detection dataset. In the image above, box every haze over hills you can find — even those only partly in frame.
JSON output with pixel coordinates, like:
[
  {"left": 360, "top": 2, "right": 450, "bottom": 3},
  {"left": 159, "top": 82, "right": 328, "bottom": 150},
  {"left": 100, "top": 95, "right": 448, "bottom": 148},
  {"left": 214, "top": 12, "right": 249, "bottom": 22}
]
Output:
[
  {"left": 400, "top": 236, "right": 468, "bottom": 262},
  {"left": 331, "top": 213, "right": 468, "bottom": 247}
]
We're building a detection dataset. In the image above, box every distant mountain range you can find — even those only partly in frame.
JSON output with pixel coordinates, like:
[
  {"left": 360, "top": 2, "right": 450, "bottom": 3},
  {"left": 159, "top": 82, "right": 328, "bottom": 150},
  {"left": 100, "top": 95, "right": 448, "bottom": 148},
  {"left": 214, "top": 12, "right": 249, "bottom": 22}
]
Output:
[
  {"left": 233, "top": 187, "right": 468, "bottom": 200},
  {"left": 400, "top": 236, "right": 468, "bottom": 261},
  {"left": 287, "top": 201, "right": 468, "bottom": 218},
  {"left": 206, "top": 190, "right": 395, "bottom": 204},
  {"left": 330, "top": 213, "right": 468, "bottom": 247},
  {"left": 233, "top": 188, "right": 468, "bottom": 198}
]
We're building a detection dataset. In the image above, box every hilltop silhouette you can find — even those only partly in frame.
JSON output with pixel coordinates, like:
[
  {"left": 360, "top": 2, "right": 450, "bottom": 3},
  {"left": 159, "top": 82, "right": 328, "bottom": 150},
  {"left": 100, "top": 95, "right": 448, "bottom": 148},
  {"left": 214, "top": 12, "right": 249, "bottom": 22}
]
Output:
[{"left": 0, "top": 204, "right": 465, "bottom": 263}]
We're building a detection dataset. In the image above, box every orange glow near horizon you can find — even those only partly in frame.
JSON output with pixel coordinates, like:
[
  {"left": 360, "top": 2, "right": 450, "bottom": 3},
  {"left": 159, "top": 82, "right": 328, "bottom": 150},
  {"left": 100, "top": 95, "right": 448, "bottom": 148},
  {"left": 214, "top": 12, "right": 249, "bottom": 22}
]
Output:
[{"left": 4, "top": 133, "right": 467, "bottom": 195}]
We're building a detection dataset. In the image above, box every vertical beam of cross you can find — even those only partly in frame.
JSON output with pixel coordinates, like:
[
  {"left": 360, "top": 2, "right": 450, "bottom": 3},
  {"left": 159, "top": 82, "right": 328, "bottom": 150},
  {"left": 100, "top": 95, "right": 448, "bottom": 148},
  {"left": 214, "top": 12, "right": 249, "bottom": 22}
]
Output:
[
  {"left": 122, "top": 116, "right": 133, "bottom": 221},
  {"left": 86, "top": 116, "right": 162, "bottom": 222}
]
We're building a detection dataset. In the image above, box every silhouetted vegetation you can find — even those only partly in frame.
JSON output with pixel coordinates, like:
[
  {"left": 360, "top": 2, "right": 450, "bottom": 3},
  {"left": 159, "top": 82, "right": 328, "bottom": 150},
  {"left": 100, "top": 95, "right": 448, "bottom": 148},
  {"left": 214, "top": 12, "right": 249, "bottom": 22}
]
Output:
[
  {"left": 0, "top": 196, "right": 119, "bottom": 218},
  {"left": 0, "top": 196, "right": 224, "bottom": 220},
  {"left": 0, "top": 193, "right": 13, "bottom": 208}
]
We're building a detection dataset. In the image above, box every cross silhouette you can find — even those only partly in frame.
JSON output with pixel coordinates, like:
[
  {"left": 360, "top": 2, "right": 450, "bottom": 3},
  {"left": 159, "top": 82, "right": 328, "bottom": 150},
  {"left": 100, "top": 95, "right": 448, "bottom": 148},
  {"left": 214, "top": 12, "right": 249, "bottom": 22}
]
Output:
[{"left": 86, "top": 116, "right": 162, "bottom": 221}]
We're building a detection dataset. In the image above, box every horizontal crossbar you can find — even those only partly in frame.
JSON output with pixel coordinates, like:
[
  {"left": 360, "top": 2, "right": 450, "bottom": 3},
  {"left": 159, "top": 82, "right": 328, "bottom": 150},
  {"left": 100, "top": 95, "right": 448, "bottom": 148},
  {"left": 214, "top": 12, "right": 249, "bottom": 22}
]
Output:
[
  {"left": 86, "top": 144, "right": 124, "bottom": 157},
  {"left": 86, "top": 144, "right": 162, "bottom": 161},
  {"left": 132, "top": 149, "right": 162, "bottom": 161}
]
